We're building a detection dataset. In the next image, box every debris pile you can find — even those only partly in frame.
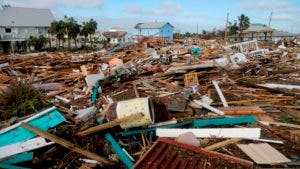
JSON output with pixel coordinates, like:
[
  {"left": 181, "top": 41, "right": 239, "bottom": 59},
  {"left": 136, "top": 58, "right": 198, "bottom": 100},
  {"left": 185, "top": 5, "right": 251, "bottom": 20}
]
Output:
[{"left": 0, "top": 38, "right": 299, "bottom": 168}]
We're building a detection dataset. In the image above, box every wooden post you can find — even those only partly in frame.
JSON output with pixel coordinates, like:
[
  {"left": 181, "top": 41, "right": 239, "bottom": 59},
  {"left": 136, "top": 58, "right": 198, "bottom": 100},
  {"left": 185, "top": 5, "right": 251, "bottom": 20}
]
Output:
[
  {"left": 21, "top": 123, "right": 112, "bottom": 165},
  {"left": 77, "top": 113, "right": 144, "bottom": 137}
]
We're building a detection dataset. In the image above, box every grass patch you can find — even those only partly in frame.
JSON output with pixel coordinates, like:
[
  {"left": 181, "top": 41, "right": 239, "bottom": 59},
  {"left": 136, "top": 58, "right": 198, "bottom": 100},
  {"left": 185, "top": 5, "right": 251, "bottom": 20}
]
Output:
[{"left": 0, "top": 80, "right": 45, "bottom": 121}]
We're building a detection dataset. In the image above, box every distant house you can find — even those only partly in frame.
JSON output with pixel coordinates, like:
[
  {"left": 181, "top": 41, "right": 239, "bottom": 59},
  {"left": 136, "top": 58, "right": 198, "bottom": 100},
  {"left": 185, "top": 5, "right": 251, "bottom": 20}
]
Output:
[
  {"left": 239, "top": 24, "right": 275, "bottom": 41},
  {"left": 0, "top": 5, "right": 55, "bottom": 53},
  {"left": 102, "top": 29, "right": 127, "bottom": 45},
  {"left": 270, "top": 30, "right": 296, "bottom": 42},
  {"left": 92, "top": 31, "right": 107, "bottom": 41},
  {"left": 134, "top": 22, "right": 174, "bottom": 41},
  {"left": 229, "top": 24, "right": 296, "bottom": 42}
]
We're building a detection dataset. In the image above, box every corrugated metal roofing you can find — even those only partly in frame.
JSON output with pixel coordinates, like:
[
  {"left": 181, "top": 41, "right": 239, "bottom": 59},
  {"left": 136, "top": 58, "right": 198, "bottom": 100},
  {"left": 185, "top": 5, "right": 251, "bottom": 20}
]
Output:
[
  {"left": 0, "top": 7, "right": 55, "bottom": 27},
  {"left": 135, "top": 22, "right": 173, "bottom": 29}
]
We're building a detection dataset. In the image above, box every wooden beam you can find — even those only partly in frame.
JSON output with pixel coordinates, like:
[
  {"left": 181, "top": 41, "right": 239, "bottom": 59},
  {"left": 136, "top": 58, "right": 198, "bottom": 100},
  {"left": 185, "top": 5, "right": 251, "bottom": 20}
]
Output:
[
  {"left": 21, "top": 123, "right": 112, "bottom": 165},
  {"left": 205, "top": 138, "right": 242, "bottom": 151},
  {"left": 212, "top": 80, "right": 228, "bottom": 107},
  {"left": 260, "top": 121, "right": 300, "bottom": 129},
  {"left": 77, "top": 113, "right": 144, "bottom": 137},
  {"left": 193, "top": 100, "right": 225, "bottom": 115}
]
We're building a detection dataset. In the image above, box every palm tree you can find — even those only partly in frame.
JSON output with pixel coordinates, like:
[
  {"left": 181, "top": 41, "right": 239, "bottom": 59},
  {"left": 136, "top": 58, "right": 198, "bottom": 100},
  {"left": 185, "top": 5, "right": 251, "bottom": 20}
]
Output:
[
  {"left": 80, "top": 22, "right": 89, "bottom": 47},
  {"left": 48, "top": 21, "right": 59, "bottom": 48},
  {"left": 238, "top": 14, "right": 250, "bottom": 31}
]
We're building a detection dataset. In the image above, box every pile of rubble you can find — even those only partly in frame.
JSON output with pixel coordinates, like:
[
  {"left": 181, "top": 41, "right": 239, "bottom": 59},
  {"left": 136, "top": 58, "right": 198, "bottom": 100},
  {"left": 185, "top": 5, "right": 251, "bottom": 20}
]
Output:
[{"left": 0, "top": 38, "right": 299, "bottom": 168}]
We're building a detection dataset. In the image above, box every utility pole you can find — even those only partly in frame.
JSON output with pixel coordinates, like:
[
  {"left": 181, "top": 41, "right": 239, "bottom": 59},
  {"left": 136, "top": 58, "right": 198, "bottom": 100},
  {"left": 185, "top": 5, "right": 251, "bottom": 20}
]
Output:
[
  {"left": 268, "top": 12, "right": 273, "bottom": 27},
  {"left": 224, "top": 13, "right": 229, "bottom": 42},
  {"left": 197, "top": 24, "right": 198, "bottom": 34}
]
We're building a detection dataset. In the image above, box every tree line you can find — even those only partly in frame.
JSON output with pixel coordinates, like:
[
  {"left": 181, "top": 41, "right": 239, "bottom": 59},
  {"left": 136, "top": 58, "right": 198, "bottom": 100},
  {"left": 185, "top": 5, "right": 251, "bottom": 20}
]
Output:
[
  {"left": 28, "top": 16, "right": 98, "bottom": 51},
  {"left": 174, "top": 14, "right": 250, "bottom": 40}
]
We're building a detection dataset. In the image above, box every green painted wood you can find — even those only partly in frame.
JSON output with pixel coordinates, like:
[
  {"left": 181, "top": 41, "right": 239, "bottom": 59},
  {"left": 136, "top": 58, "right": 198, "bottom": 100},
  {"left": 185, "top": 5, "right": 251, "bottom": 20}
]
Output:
[
  {"left": 1, "top": 152, "right": 33, "bottom": 164},
  {"left": 0, "top": 163, "right": 31, "bottom": 169},
  {"left": 0, "top": 108, "right": 66, "bottom": 147},
  {"left": 105, "top": 133, "right": 133, "bottom": 169},
  {"left": 193, "top": 116, "right": 256, "bottom": 127}
]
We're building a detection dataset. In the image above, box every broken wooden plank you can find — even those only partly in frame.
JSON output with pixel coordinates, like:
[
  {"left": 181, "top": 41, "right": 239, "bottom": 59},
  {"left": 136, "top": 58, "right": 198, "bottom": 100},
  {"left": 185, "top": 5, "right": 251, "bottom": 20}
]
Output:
[
  {"left": 205, "top": 138, "right": 242, "bottom": 151},
  {"left": 77, "top": 113, "right": 144, "bottom": 137},
  {"left": 236, "top": 80, "right": 294, "bottom": 96},
  {"left": 21, "top": 123, "right": 112, "bottom": 165},
  {"left": 142, "top": 82, "right": 157, "bottom": 91},
  {"left": 219, "top": 106, "right": 265, "bottom": 115},
  {"left": 0, "top": 107, "right": 66, "bottom": 147},
  {"left": 260, "top": 121, "right": 300, "bottom": 129},
  {"left": 105, "top": 133, "right": 134, "bottom": 169},
  {"left": 156, "top": 128, "right": 261, "bottom": 139},
  {"left": 212, "top": 80, "right": 228, "bottom": 107},
  {"left": 0, "top": 163, "right": 30, "bottom": 169},
  {"left": 237, "top": 143, "right": 291, "bottom": 164},
  {"left": 193, "top": 100, "right": 225, "bottom": 115},
  {"left": 167, "top": 60, "right": 215, "bottom": 72},
  {"left": 1, "top": 152, "right": 33, "bottom": 165},
  {"left": 0, "top": 137, "right": 53, "bottom": 160}
]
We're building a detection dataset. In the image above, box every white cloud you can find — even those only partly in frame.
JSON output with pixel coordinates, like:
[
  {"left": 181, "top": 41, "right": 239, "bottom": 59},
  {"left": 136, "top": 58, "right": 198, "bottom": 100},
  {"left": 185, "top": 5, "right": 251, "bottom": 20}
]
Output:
[
  {"left": 272, "top": 13, "right": 293, "bottom": 21},
  {"left": 2, "top": 0, "right": 103, "bottom": 8},
  {"left": 125, "top": 5, "right": 145, "bottom": 15},
  {"left": 125, "top": 1, "right": 182, "bottom": 16},
  {"left": 240, "top": 0, "right": 291, "bottom": 10}
]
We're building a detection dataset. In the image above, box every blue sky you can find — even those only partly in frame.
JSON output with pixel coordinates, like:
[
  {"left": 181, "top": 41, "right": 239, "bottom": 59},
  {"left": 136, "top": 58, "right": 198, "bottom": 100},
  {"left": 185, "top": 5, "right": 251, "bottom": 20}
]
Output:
[{"left": 2, "top": 0, "right": 300, "bottom": 33}]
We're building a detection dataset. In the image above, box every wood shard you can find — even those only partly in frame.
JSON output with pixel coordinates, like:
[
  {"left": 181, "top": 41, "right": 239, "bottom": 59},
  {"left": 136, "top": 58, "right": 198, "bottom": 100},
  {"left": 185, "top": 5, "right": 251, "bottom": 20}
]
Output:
[{"left": 237, "top": 143, "right": 291, "bottom": 164}]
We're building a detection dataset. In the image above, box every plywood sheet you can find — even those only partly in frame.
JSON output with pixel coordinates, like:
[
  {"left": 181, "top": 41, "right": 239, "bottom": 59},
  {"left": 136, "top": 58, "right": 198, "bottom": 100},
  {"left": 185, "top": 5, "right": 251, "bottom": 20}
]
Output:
[{"left": 237, "top": 143, "right": 290, "bottom": 164}]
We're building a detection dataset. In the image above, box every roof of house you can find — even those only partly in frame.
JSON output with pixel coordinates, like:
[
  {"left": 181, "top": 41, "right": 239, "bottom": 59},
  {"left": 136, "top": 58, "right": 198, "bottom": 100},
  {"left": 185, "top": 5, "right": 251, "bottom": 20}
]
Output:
[
  {"left": 241, "top": 24, "right": 275, "bottom": 34},
  {"left": 134, "top": 22, "right": 173, "bottom": 29},
  {"left": 272, "top": 30, "right": 295, "bottom": 37},
  {"left": 0, "top": 6, "right": 55, "bottom": 27},
  {"left": 229, "top": 30, "right": 296, "bottom": 38},
  {"left": 102, "top": 31, "right": 127, "bottom": 38}
]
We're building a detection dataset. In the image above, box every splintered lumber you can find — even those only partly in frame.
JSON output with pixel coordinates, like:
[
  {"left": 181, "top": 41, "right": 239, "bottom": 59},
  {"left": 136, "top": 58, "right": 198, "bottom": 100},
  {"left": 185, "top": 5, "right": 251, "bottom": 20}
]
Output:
[
  {"left": 142, "top": 82, "right": 157, "bottom": 91},
  {"left": 260, "top": 121, "right": 300, "bottom": 129},
  {"left": 193, "top": 100, "right": 225, "bottom": 115},
  {"left": 0, "top": 137, "right": 53, "bottom": 160},
  {"left": 156, "top": 128, "right": 261, "bottom": 139},
  {"left": 205, "top": 138, "right": 242, "bottom": 151},
  {"left": 77, "top": 113, "right": 144, "bottom": 137},
  {"left": 167, "top": 60, "right": 215, "bottom": 72},
  {"left": 237, "top": 143, "right": 291, "bottom": 164},
  {"left": 21, "top": 123, "right": 112, "bottom": 165},
  {"left": 212, "top": 80, "right": 228, "bottom": 107},
  {"left": 219, "top": 106, "right": 265, "bottom": 115},
  {"left": 236, "top": 80, "right": 294, "bottom": 96},
  {"left": 132, "top": 82, "right": 140, "bottom": 98}
]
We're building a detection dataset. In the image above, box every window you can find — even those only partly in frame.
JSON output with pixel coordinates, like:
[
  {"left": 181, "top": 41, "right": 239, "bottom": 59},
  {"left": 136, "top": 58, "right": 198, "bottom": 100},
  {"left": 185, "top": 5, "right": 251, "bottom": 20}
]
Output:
[
  {"left": 5, "top": 28, "right": 11, "bottom": 33},
  {"left": 38, "top": 28, "right": 44, "bottom": 34}
]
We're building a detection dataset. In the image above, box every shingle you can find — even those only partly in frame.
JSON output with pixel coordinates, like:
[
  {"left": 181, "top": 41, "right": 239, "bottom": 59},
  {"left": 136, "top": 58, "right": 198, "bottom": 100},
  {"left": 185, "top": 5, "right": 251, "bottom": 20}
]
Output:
[{"left": 0, "top": 7, "right": 55, "bottom": 27}]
